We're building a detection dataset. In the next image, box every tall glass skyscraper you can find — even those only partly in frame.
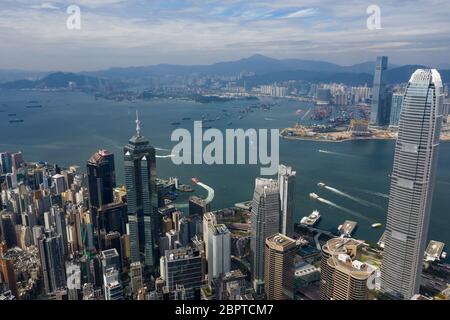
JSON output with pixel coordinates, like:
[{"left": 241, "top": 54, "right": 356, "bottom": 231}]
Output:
[
  {"left": 370, "top": 56, "right": 391, "bottom": 126},
  {"left": 87, "top": 149, "right": 116, "bottom": 228},
  {"left": 381, "top": 69, "right": 443, "bottom": 299},
  {"left": 389, "top": 93, "right": 404, "bottom": 126},
  {"left": 250, "top": 178, "right": 280, "bottom": 294},
  {"left": 278, "top": 165, "right": 296, "bottom": 238},
  {"left": 124, "top": 112, "right": 158, "bottom": 268}
]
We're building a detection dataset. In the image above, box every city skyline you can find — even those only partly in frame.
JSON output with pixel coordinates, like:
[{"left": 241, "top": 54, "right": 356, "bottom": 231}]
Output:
[{"left": 1, "top": 11, "right": 450, "bottom": 303}]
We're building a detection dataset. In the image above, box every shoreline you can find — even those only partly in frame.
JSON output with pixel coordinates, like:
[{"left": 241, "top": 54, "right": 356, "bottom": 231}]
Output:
[{"left": 281, "top": 135, "right": 450, "bottom": 143}]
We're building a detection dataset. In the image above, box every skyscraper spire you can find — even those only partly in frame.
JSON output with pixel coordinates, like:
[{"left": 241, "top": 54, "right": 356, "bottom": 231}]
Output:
[{"left": 135, "top": 110, "right": 141, "bottom": 137}]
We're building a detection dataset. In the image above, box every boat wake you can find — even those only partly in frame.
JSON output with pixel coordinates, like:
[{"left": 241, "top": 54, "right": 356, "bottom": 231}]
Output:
[
  {"left": 315, "top": 196, "right": 373, "bottom": 223},
  {"left": 196, "top": 181, "right": 215, "bottom": 204},
  {"left": 318, "top": 149, "right": 358, "bottom": 158},
  {"left": 324, "top": 185, "right": 384, "bottom": 210},
  {"left": 352, "top": 188, "right": 389, "bottom": 199},
  {"left": 156, "top": 154, "right": 174, "bottom": 158}
]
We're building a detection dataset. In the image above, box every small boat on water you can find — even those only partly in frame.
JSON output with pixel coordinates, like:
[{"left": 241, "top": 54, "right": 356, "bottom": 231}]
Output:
[
  {"left": 182, "top": 117, "right": 191, "bottom": 121},
  {"left": 171, "top": 122, "right": 181, "bottom": 126},
  {"left": 318, "top": 182, "right": 326, "bottom": 187},
  {"left": 300, "top": 210, "right": 321, "bottom": 226},
  {"left": 371, "top": 223, "right": 383, "bottom": 228},
  {"left": 9, "top": 119, "right": 24, "bottom": 123},
  {"left": 227, "top": 122, "right": 233, "bottom": 126},
  {"left": 309, "top": 193, "right": 319, "bottom": 200},
  {"left": 8, "top": 113, "right": 16, "bottom": 117}
]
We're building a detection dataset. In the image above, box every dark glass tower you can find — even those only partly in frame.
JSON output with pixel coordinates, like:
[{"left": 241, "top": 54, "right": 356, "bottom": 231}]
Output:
[
  {"left": 38, "top": 232, "right": 66, "bottom": 294},
  {"left": 124, "top": 112, "right": 158, "bottom": 268},
  {"left": 87, "top": 149, "right": 116, "bottom": 228},
  {"left": 370, "top": 56, "right": 391, "bottom": 126}
]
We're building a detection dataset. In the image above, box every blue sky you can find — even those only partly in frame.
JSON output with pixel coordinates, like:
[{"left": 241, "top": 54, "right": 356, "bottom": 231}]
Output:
[{"left": 0, "top": 0, "right": 449, "bottom": 71}]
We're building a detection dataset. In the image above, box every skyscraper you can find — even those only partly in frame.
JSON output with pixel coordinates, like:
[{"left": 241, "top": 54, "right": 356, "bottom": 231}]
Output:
[
  {"left": 38, "top": 233, "right": 66, "bottom": 294},
  {"left": 124, "top": 111, "right": 158, "bottom": 268},
  {"left": 0, "top": 258, "right": 18, "bottom": 297},
  {"left": 264, "top": 233, "right": 297, "bottom": 300},
  {"left": 381, "top": 69, "right": 443, "bottom": 300},
  {"left": 278, "top": 165, "right": 296, "bottom": 238},
  {"left": 389, "top": 93, "right": 404, "bottom": 127},
  {"left": 103, "top": 268, "right": 123, "bottom": 300},
  {"left": 207, "top": 223, "right": 231, "bottom": 282},
  {"left": 160, "top": 247, "right": 203, "bottom": 299},
  {"left": 250, "top": 178, "right": 280, "bottom": 294},
  {"left": 87, "top": 149, "right": 116, "bottom": 227},
  {"left": 370, "top": 56, "right": 391, "bottom": 126},
  {"left": 320, "top": 238, "right": 375, "bottom": 300}
]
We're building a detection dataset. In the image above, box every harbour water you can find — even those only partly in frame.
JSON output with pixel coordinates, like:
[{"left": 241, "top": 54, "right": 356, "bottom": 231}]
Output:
[{"left": 1, "top": 90, "right": 449, "bottom": 251}]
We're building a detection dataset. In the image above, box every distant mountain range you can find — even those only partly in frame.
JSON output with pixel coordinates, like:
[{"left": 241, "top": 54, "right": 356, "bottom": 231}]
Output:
[
  {"left": 80, "top": 54, "right": 398, "bottom": 79},
  {"left": 0, "top": 72, "right": 114, "bottom": 90},
  {"left": 1, "top": 55, "right": 449, "bottom": 89}
]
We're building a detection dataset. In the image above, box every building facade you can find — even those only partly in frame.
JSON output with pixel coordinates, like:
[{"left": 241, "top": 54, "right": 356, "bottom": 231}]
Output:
[
  {"left": 264, "top": 233, "right": 297, "bottom": 300},
  {"left": 370, "top": 56, "right": 391, "bottom": 126},
  {"left": 250, "top": 178, "right": 280, "bottom": 294},
  {"left": 381, "top": 69, "right": 444, "bottom": 299}
]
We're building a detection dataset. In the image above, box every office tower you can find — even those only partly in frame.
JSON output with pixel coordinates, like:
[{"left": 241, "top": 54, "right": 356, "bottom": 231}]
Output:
[
  {"left": 11, "top": 152, "right": 24, "bottom": 172},
  {"left": 52, "top": 174, "right": 67, "bottom": 195},
  {"left": 0, "top": 258, "right": 18, "bottom": 297},
  {"left": 278, "top": 165, "right": 296, "bottom": 238},
  {"left": 161, "top": 247, "right": 203, "bottom": 299},
  {"left": 38, "top": 233, "right": 66, "bottom": 294},
  {"left": 202, "top": 212, "right": 217, "bottom": 259},
  {"left": 178, "top": 217, "right": 190, "bottom": 246},
  {"left": 130, "top": 261, "right": 143, "bottom": 297},
  {"left": 213, "top": 269, "right": 247, "bottom": 300},
  {"left": 189, "top": 196, "right": 210, "bottom": 216},
  {"left": 103, "top": 268, "right": 123, "bottom": 300},
  {"left": 389, "top": 93, "right": 404, "bottom": 126},
  {"left": 101, "top": 248, "right": 121, "bottom": 274},
  {"left": 0, "top": 212, "right": 17, "bottom": 249},
  {"left": 0, "top": 152, "right": 12, "bottom": 174},
  {"left": 370, "top": 56, "right": 391, "bottom": 126},
  {"left": 381, "top": 69, "right": 444, "bottom": 300},
  {"left": 162, "top": 216, "right": 173, "bottom": 234},
  {"left": 207, "top": 224, "right": 231, "bottom": 282},
  {"left": 87, "top": 149, "right": 116, "bottom": 228},
  {"left": 250, "top": 178, "right": 280, "bottom": 294},
  {"left": 52, "top": 206, "right": 68, "bottom": 257},
  {"left": 124, "top": 112, "right": 158, "bottom": 268},
  {"left": 320, "top": 238, "right": 375, "bottom": 300},
  {"left": 97, "top": 202, "right": 126, "bottom": 235},
  {"left": 264, "top": 233, "right": 297, "bottom": 300}
]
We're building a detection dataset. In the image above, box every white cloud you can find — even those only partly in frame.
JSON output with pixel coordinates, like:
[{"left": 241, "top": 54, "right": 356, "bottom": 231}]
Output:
[
  {"left": 29, "top": 2, "right": 59, "bottom": 10},
  {"left": 283, "top": 8, "right": 318, "bottom": 19},
  {"left": 0, "top": 0, "right": 449, "bottom": 70}
]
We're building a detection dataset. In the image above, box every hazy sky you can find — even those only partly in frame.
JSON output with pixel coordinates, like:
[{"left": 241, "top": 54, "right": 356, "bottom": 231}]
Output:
[{"left": 1, "top": 0, "right": 449, "bottom": 71}]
